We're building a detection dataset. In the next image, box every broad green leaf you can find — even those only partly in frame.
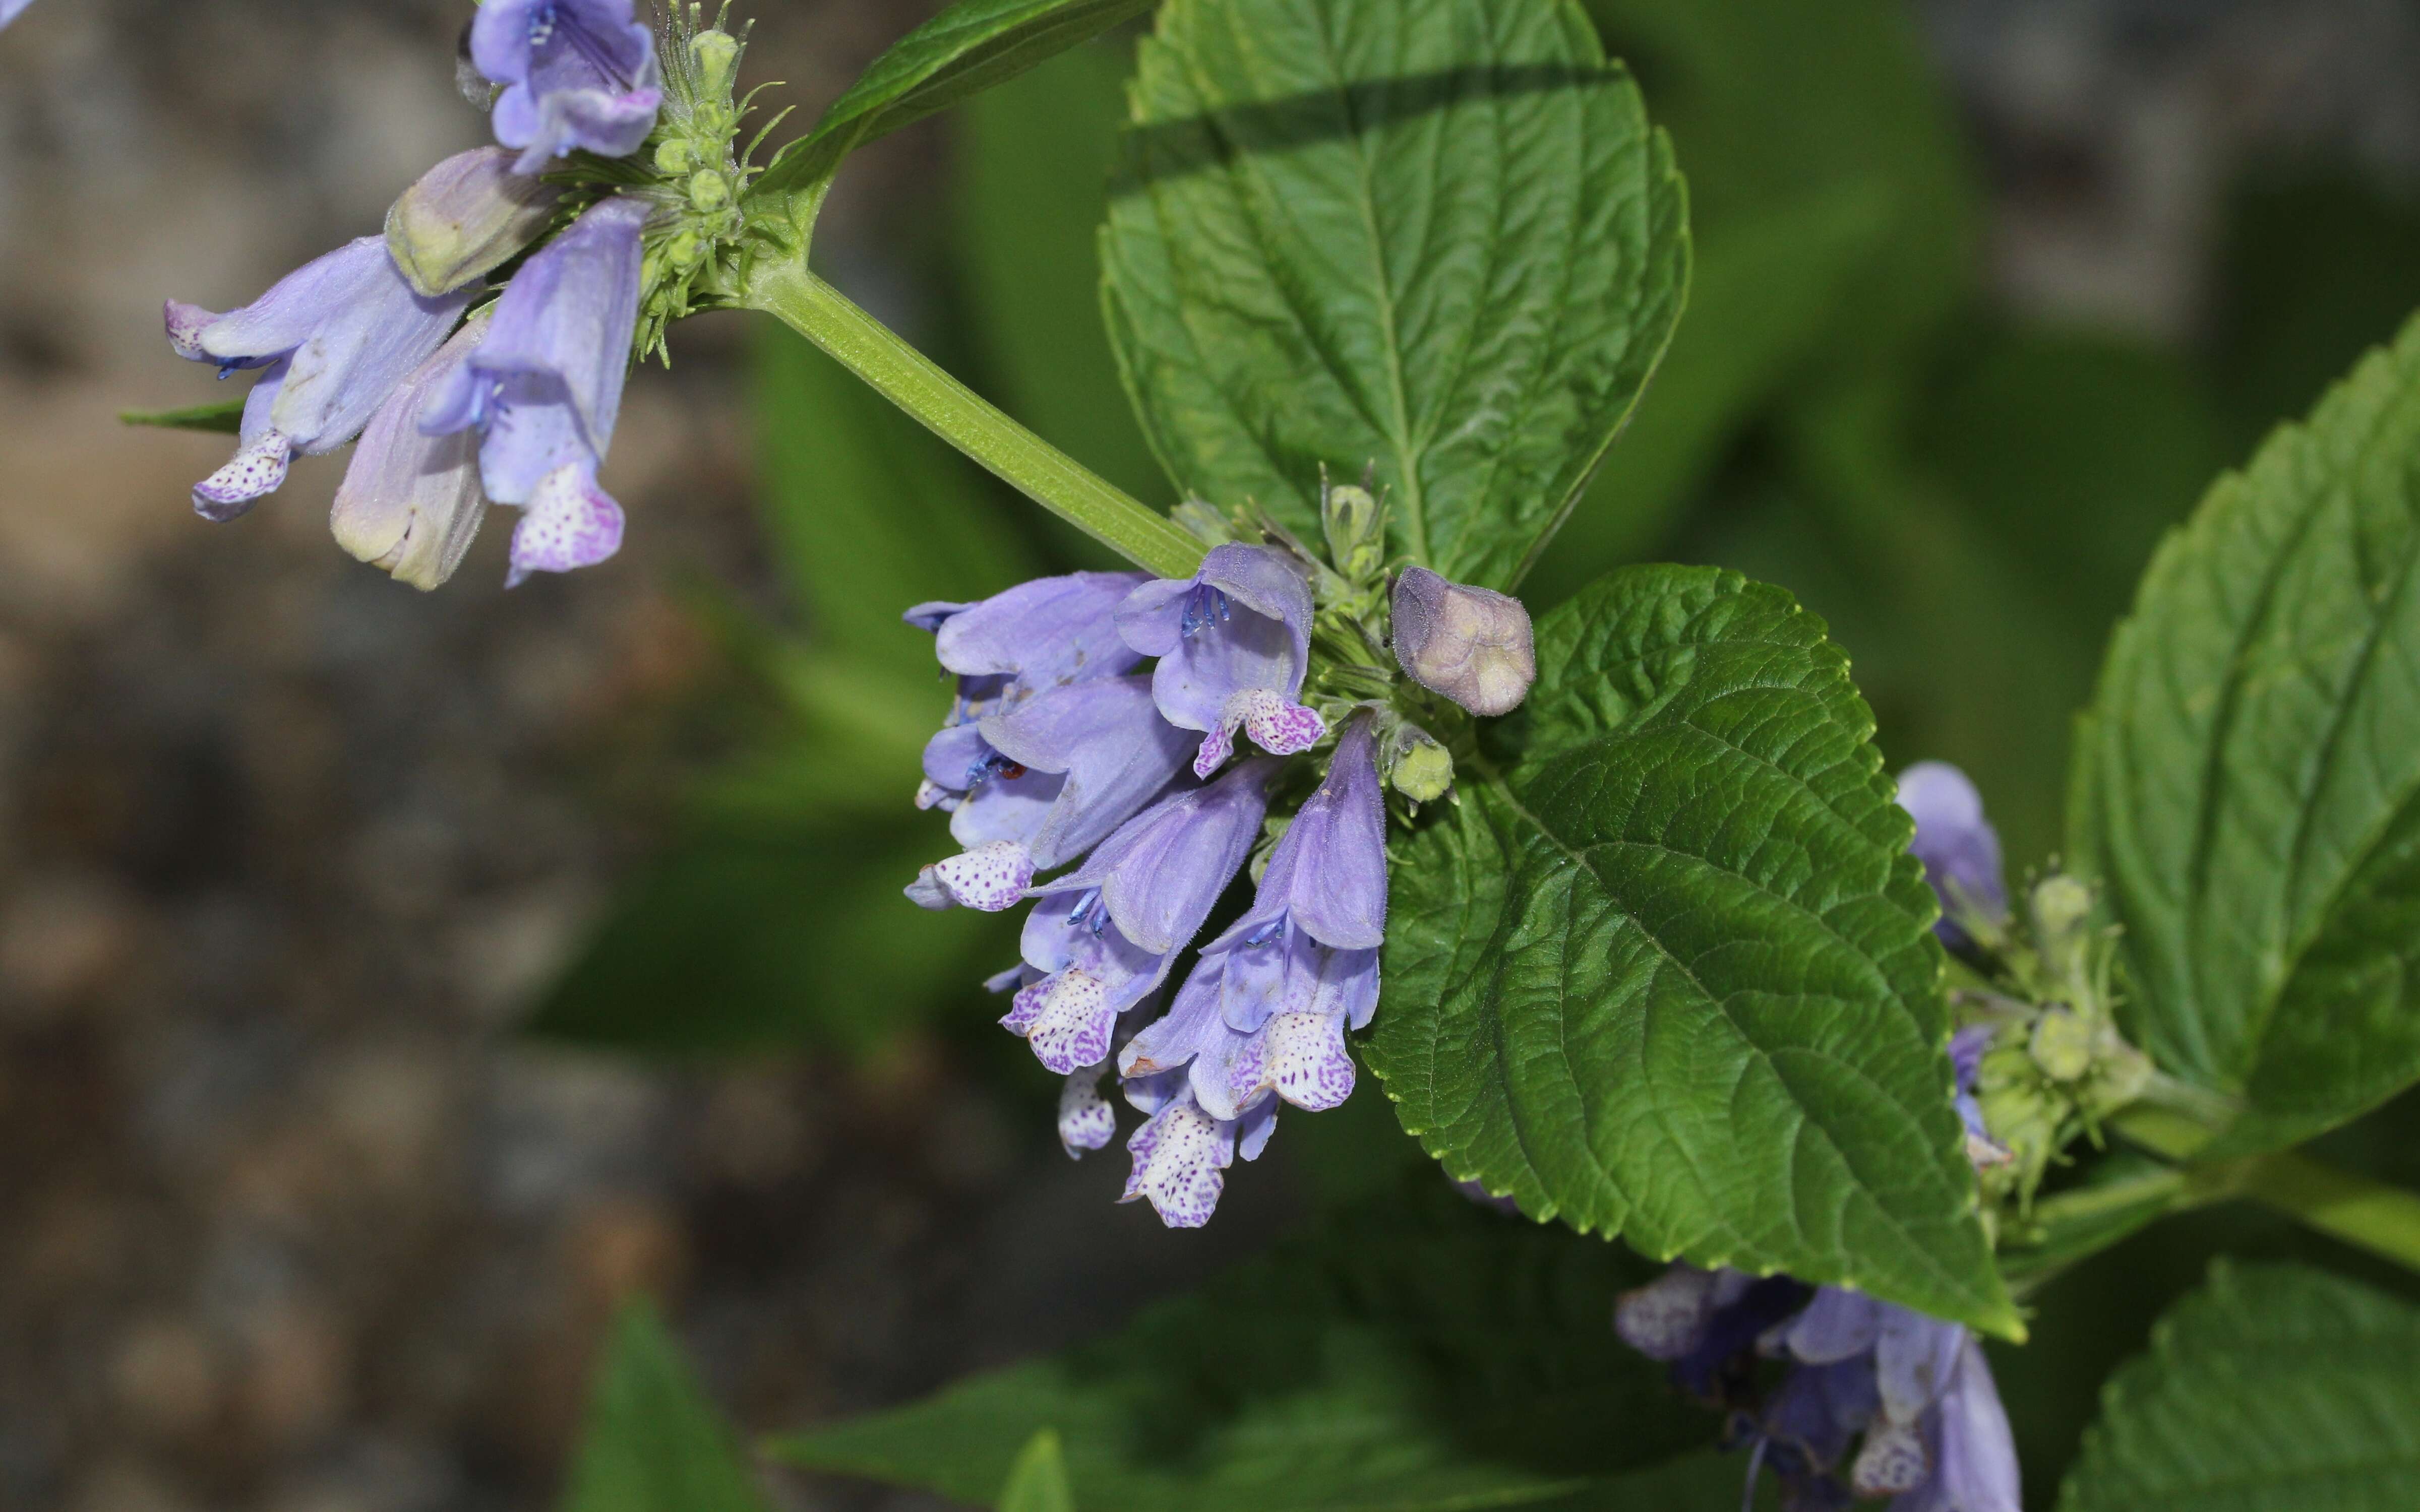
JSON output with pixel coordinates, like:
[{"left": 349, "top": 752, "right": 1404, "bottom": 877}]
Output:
[
  {"left": 1001, "top": 1430, "right": 1077, "bottom": 1512},
  {"left": 753, "top": 326, "right": 1037, "bottom": 673},
  {"left": 1100, "top": 0, "right": 1689, "bottom": 588},
  {"left": 563, "top": 1300, "right": 768, "bottom": 1512},
  {"left": 759, "top": 0, "right": 1157, "bottom": 196},
  {"left": 2058, "top": 1263, "right": 2420, "bottom": 1512},
  {"left": 2076, "top": 310, "right": 2420, "bottom": 1154},
  {"left": 956, "top": 41, "right": 1167, "bottom": 510},
  {"left": 772, "top": 1188, "right": 1717, "bottom": 1508},
  {"left": 120, "top": 398, "right": 245, "bottom": 434},
  {"left": 1365, "top": 565, "right": 2015, "bottom": 1334}
]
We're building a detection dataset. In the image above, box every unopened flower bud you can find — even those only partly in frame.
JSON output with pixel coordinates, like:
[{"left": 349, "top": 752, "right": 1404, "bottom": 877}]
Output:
[
  {"left": 1391, "top": 566, "right": 1536, "bottom": 716},
  {"left": 2028, "top": 1006, "right": 2094, "bottom": 1083},
  {"left": 1385, "top": 723, "right": 1454, "bottom": 803},
  {"left": 655, "top": 138, "right": 698, "bottom": 175},
  {"left": 385, "top": 146, "right": 562, "bottom": 298},
  {"left": 1322, "top": 482, "right": 1384, "bottom": 580},
  {"left": 690, "top": 27, "right": 742, "bottom": 100},
  {"left": 2030, "top": 874, "right": 2093, "bottom": 950},
  {"left": 687, "top": 168, "right": 730, "bottom": 212}
]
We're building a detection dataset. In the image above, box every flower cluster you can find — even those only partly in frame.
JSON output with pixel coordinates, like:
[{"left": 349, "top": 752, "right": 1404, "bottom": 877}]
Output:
[
  {"left": 157, "top": 2, "right": 763, "bottom": 591},
  {"left": 1615, "top": 1265, "right": 2020, "bottom": 1512},
  {"left": 905, "top": 505, "right": 1531, "bottom": 1227}
]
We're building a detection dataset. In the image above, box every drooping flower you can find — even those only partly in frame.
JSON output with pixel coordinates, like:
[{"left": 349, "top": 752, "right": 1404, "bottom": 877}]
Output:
[
  {"left": 1115, "top": 1072, "right": 1276, "bottom": 1229},
  {"left": 1615, "top": 1265, "right": 2021, "bottom": 1512},
  {"left": 906, "top": 676, "right": 1193, "bottom": 911},
  {"left": 385, "top": 146, "right": 563, "bottom": 298},
  {"left": 902, "top": 573, "right": 1174, "bottom": 909},
  {"left": 1121, "top": 716, "right": 1388, "bottom": 1142},
  {"left": 1896, "top": 762, "right": 2006, "bottom": 946},
  {"left": 1391, "top": 566, "right": 1536, "bottom": 716},
  {"left": 165, "top": 238, "right": 473, "bottom": 521},
  {"left": 330, "top": 309, "right": 492, "bottom": 591},
  {"left": 470, "top": 0, "right": 663, "bottom": 173},
  {"left": 1117, "top": 544, "right": 1325, "bottom": 778},
  {"left": 994, "top": 761, "right": 1274, "bottom": 1077},
  {"left": 420, "top": 195, "right": 648, "bottom": 587},
  {"left": 1949, "top": 1023, "right": 2013, "bottom": 1172}
]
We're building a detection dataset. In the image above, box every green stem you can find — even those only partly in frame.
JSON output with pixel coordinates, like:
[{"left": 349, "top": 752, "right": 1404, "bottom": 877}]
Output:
[
  {"left": 2111, "top": 1104, "right": 2420, "bottom": 1274},
  {"left": 742, "top": 263, "right": 1204, "bottom": 579},
  {"left": 2234, "top": 1151, "right": 2420, "bottom": 1274}
]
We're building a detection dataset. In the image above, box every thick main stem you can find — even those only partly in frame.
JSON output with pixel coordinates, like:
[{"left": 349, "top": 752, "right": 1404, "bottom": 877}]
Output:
[
  {"left": 742, "top": 263, "right": 1204, "bottom": 579},
  {"left": 2113, "top": 1105, "right": 2420, "bottom": 1275}
]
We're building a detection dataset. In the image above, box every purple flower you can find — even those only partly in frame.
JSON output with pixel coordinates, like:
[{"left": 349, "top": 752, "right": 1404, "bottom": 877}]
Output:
[
  {"left": 1616, "top": 1265, "right": 2021, "bottom": 1512},
  {"left": 908, "top": 676, "right": 1193, "bottom": 911},
  {"left": 420, "top": 195, "right": 647, "bottom": 587},
  {"left": 330, "top": 310, "right": 493, "bottom": 591},
  {"left": 903, "top": 573, "right": 1172, "bottom": 909},
  {"left": 1122, "top": 717, "right": 1388, "bottom": 1137},
  {"left": 1391, "top": 566, "right": 1537, "bottom": 716},
  {"left": 1, "top": 1, "right": 36, "bottom": 29},
  {"left": 165, "top": 238, "right": 473, "bottom": 521},
  {"left": 471, "top": 0, "right": 663, "bottom": 173},
  {"left": 1116, "top": 1074, "right": 1277, "bottom": 1229},
  {"left": 1775, "top": 1291, "right": 2020, "bottom": 1512},
  {"left": 385, "top": 146, "right": 563, "bottom": 298},
  {"left": 1949, "top": 1023, "right": 2013, "bottom": 1172},
  {"left": 1117, "top": 544, "right": 1326, "bottom": 778},
  {"left": 1896, "top": 762, "right": 2006, "bottom": 946},
  {"left": 994, "top": 761, "right": 1274, "bottom": 1076}
]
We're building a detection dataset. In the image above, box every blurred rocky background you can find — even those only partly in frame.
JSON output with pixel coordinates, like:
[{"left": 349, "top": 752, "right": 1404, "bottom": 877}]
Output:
[{"left": 0, "top": 1, "right": 2415, "bottom": 1509}]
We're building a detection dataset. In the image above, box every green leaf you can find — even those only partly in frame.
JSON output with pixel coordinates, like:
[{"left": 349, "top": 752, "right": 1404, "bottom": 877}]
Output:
[
  {"left": 772, "top": 1188, "right": 1718, "bottom": 1508},
  {"left": 2058, "top": 1263, "right": 2420, "bottom": 1512},
  {"left": 1365, "top": 564, "right": 2015, "bottom": 1335},
  {"left": 759, "top": 0, "right": 1158, "bottom": 197},
  {"left": 1100, "top": 0, "right": 1689, "bottom": 588},
  {"left": 1001, "top": 1430, "right": 1077, "bottom": 1512},
  {"left": 120, "top": 398, "right": 245, "bottom": 434},
  {"left": 2076, "top": 309, "right": 2420, "bottom": 1154},
  {"left": 563, "top": 1300, "right": 768, "bottom": 1512}
]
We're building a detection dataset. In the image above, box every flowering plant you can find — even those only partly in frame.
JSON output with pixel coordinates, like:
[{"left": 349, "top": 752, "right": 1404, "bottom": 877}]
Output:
[{"left": 89, "top": 0, "right": 2420, "bottom": 1508}]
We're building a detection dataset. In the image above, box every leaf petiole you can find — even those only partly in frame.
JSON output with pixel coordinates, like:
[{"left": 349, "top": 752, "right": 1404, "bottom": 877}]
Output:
[
  {"left": 2111, "top": 1103, "right": 2420, "bottom": 1276},
  {"left": 740, "top": 262, "right": 1203, "bottom": 579}
]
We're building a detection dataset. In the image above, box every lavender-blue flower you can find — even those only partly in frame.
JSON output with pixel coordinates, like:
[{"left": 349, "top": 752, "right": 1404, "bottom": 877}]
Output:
[
  {"left": 420, "top": 195, "right": 648, "bottom": 587},
  {"left": 165, "top": 238, "right": 472, "bottom": 521},
  {"left": 471, "top": 0, "right": 663, "bottom": 173},
  {"left": 1117, "top": 544, "right": 1326, "bottom": 777}
]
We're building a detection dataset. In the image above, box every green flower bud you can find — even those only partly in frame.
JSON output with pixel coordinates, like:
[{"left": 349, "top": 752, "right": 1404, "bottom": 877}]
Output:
[
  {"left": 1322, "top": 483, "right": 1384, "bottom": 580},
  {"left": 690, "top": 28, "right": 742, "bottom": 101},
  {"left": 687, "top": 168, "right": 731, "bottom": 213},
  {"left": 655, "top": 138, "right": 698, "bottom": 175},
  {"left": 384, "top": 146, "right": 561, "bottom": 298},
  {"left": 2029, "top": 1006, "right": 2095, "bottom": 1083},
  {"left": 1387, "top": 724, "right": 1455, "bottom": 803}
]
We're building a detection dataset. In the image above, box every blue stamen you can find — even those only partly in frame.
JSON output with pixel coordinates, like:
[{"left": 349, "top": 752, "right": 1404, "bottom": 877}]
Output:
[
  {"left": 1244, "top": 917, "right": 1285, "bottom": 947},
  {"left": 1067, "top": 889, "right": 1102, "bottom": 929},
  {"left": 1179, "top": 585, "right": 1232, "bottom": 639}
]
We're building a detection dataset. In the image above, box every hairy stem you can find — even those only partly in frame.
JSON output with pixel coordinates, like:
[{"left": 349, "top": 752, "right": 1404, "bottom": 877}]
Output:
[{"left": 741, "top": 263, "right": 1204, "bottom": 579}]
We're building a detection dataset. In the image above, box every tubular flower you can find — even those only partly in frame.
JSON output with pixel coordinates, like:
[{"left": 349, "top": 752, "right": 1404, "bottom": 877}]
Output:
[
  {"left": 1117, "top": 544, "right": 1326, "bottom": 777},
  {"left": 1118, "top": 716, "right": 1389, "bottom": 1208},
  {"left": 903, "top": 573, "right": 1179, "bottom": 910},
  {"left": 471, "top": 0, "right": 663, "bottom": 172},
  {"left": 1895, "top": 761, "right": 2007, "bottom": 948},
  {"left": 330, "top": 309, "right": 492, "bottom": 590},
  {"left": 994, "top": 761, "right": 1274, "bottom": 1077},
  {"left": 1615, "top": 1266, "right": 2021, "bottom": 1512},
  {"left": 165, "top": 238, "right": 472, "bottom": 521},
  {"left": 420, "top": 195, "right": 648, "bottom": 586}
]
